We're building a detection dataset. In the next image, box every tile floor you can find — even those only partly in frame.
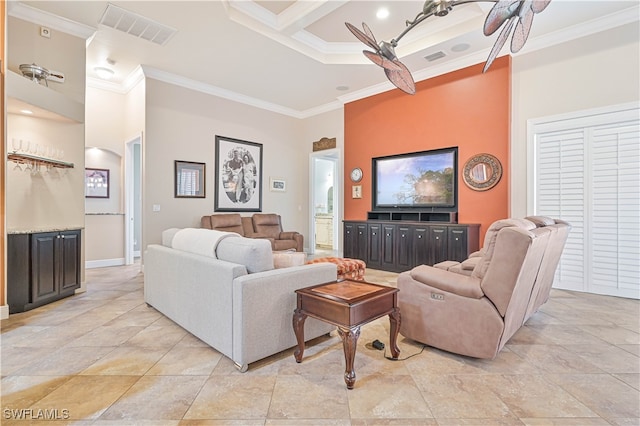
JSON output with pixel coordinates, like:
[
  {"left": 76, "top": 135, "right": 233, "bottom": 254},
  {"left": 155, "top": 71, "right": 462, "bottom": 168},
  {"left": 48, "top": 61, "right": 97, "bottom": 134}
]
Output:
[{"left": 1, "top": 263, "right": 639, "bottom": 425}]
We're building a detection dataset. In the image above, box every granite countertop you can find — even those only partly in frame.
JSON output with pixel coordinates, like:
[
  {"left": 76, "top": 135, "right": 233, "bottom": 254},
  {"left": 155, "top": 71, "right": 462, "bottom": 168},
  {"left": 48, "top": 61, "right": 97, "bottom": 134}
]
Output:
[{"left": 8, "top": 226, "right": 84, "bottom": 235}]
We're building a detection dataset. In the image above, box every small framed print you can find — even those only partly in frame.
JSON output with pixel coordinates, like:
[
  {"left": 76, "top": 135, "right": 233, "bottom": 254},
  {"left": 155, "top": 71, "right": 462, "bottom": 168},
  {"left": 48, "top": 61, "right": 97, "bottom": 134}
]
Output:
[
  {"left": 270, "top": 177, "right": 286, "bottom": 192},
  {"left": 352, "top": 185, "right": 362, "bottom": 199},
  {"left": 175, "top": 160, "right": 205, "bottom": 198},
  {"left": 85, "top": 168, "right": 110, "bottom": 198}
]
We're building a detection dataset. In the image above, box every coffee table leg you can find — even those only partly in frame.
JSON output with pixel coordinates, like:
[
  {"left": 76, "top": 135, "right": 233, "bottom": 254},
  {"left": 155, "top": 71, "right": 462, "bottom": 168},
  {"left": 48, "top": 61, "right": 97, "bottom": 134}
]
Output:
[
  {"left": 389, "top": 307, "right": 401, "bottom": 359},
  {"left": 292, "top": 309, "right": 307, "bottom": 363},
  {"left": 337, "top": 326, "right": 360, "bottom": 389}
]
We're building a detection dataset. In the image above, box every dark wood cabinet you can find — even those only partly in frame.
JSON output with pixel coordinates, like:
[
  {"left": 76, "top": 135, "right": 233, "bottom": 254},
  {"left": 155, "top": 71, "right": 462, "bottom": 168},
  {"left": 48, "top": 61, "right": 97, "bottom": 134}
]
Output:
[
  {"left": 343, "top": 219, "right": 479, "bottom": 273},
  {"left": 366, "top": 223, "right": 382, "bottom": 269},
  {"left": 8, "top": 229, "right": 81, "bottom": 313}
]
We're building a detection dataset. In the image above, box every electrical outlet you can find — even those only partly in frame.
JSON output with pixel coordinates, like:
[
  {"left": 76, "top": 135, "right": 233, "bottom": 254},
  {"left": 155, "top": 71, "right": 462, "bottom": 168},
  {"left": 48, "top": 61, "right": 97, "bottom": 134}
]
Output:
[
  {"left": 431, "top": 292, "right": 444, "bottom": 300},
  {"left": 40, "top": 27, "right": 51, "bottom": 38}
]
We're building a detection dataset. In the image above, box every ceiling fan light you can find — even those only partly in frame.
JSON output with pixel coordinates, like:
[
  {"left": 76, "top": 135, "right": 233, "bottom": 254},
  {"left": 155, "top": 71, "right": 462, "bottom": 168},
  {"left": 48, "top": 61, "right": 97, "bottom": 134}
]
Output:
[
  {"left": 434, "top": 1, "right": 452, "bottom": 17},
  {"left": 94, "top": 66, "right": 115, "bottom": 80}
]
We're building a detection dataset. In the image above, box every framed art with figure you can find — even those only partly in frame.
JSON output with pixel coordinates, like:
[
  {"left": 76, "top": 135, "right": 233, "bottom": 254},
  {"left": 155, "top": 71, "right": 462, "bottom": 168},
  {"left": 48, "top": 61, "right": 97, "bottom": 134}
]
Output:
[{"left": 215, "top": 135, "right": 263, "bottom": 212}]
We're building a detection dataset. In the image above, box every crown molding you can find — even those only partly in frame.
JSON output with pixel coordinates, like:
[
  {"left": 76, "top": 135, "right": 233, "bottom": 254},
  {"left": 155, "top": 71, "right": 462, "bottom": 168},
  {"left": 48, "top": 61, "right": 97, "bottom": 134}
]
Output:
[
  {"left": 88, "top": 3, "right": 639, "bottom": 119},
  {"left": 8, "top": 2, "right": 95, "bottom": 39},
  {"left": 140, "top": 66, "right": 305, "bottom": 119}
]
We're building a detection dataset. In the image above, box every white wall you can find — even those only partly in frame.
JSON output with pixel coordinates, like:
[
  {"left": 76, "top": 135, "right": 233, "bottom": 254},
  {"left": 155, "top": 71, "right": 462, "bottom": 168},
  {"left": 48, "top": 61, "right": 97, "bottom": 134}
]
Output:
[
  {"left": 6, "top": 114, "right": 85, "bottom": 231},
  {"left": 142, "top": 78, "right": 311, "bottom": 247},
  {"left": 511, "top": 21, "right": 640, "bottom": 217},
  {"left": 86, "top": 86, "right": 126, "bottom": 156}
]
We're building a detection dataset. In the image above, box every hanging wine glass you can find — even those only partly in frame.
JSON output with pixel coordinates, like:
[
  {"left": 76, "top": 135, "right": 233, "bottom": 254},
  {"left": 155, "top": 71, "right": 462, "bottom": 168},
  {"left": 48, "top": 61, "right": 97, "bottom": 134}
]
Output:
[
  {"left": 13, "top": 161, "right": 22, "bottom": 172},
  {"left": 11, "top": 138, "right": 22, "bottom": 153}
]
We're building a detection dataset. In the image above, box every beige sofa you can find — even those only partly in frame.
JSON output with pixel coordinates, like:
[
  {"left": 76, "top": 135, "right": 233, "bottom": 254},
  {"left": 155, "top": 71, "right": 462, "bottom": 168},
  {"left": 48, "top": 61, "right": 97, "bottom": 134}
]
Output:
[
  {"left": 144, "top": 228, "right": 335, "bottom": 371},
  {"left": 397, "top": 217, "right": 570, "bottom": 359},
  {"left": 201, "top": 213, "right": 304, "bottom": 252}
]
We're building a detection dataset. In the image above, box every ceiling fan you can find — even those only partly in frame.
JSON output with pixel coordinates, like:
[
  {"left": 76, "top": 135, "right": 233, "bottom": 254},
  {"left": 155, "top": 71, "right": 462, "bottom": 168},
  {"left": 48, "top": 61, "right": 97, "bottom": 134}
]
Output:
[{"left": 346, "top": 0, "right": 552, "bottom": 95}]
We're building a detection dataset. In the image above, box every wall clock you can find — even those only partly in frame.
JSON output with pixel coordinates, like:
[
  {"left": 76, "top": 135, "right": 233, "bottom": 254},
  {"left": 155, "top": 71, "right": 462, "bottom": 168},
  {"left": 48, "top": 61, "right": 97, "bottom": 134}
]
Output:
[{"left": 350, "top": 167, "right": 363, "bottom": 182}]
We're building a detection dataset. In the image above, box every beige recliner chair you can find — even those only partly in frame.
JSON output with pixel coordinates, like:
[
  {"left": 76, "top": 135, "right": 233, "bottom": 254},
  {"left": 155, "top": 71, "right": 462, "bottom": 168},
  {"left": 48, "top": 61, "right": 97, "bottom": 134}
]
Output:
[{"left": 397, "top": 217, "right": 569, "bottom": 359}]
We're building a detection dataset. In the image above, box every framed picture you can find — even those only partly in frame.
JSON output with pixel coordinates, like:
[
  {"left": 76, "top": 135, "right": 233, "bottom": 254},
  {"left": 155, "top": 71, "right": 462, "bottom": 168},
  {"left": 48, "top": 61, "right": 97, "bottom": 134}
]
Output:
[
  {"left": 270, "top": 177, "right": 286, "bottom": 192},
  {"left": 352, "top": 185, "right": 362, "bottom": 199},
  {"left": 85, "top": 168, "right": 110, "bottom": 198},
  {"left": 215, "top": 135, "right": 263, "bottom": 212},
  {"left": 175, "top": 160, "right": 206, "bottom": 198}
]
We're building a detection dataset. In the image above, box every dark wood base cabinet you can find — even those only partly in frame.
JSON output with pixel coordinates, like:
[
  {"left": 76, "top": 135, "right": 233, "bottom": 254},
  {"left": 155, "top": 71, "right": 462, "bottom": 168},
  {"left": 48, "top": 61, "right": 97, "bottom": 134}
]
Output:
[
  {"left": 8, "top": 230, "right": 81, "bottom": 313},
  {"left": 344, "top": 220, "right": 479, "bottom": 273}
]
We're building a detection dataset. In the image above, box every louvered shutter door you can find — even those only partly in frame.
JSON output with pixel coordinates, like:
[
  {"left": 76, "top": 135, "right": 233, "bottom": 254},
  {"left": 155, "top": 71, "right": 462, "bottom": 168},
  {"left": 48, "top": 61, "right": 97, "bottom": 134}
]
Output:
[{"left": 532, "top": 107, "right": 639, "bottom": 299}]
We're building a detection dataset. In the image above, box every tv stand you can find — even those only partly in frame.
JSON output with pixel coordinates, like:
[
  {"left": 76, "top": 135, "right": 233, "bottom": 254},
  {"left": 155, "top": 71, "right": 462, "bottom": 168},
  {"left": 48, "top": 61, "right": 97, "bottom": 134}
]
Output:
[
  {"left": 367, "top": 211, "right": 458, "bottom": 223},
  {"left": 344, "top": 215, "right": 479, "bottom": 273}
]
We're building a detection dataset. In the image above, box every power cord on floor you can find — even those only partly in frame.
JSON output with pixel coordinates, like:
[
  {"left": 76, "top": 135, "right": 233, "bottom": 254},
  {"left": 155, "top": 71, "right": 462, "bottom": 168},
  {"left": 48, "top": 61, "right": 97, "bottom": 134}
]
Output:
[{"left": 369, "top": 339, "right": 427, "bottom": 361}]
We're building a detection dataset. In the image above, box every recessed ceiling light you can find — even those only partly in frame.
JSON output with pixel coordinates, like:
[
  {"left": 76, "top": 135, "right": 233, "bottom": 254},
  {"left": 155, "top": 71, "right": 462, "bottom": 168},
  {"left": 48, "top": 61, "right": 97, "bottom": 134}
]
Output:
[
  {"left": 451, "top": 43, "right": 470, "bottom": 52},
  {"left": 94, "top": 67, "right": 115, "bottom": 80},
  {"left": 336, "top": 85, "right": 349, "bottom": 91},
  {"left": 376, "top": 8, "right": 389, "bottom": 20},
  {"left": 20, "top": 109, "right": 33, "bottom": 115}
]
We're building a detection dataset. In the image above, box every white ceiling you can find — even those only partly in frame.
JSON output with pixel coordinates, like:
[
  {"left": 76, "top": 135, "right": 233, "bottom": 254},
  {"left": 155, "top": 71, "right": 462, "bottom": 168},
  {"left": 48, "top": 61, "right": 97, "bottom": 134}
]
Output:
[{"left": 9, "top": 0, "right": 640, "bottom": 117}]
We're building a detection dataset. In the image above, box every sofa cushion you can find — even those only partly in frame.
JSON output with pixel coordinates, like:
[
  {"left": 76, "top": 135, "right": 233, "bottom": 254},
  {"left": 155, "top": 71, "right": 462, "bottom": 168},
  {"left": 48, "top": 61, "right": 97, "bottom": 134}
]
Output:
[
  {"left": 216, "top": 237, "right": 274, "bottom": 273},
  {"left": 162, "top": 228, "right": 181, "bottom": 247},
  {"left": 171, "top": 228, "right": 240, "bottom": 258}
]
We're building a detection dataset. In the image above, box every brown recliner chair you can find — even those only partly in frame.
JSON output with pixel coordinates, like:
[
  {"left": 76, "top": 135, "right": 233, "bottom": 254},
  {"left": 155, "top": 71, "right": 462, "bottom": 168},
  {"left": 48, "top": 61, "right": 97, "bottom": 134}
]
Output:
[
  {"left": 397, "top": 217, "right": 569, "bottom": 359},
  {"left": 201, "top": 213, "right": 247, "bottom": 235},
  {"left": 251, "top": 213, "right": 303, "bottom": 252}
]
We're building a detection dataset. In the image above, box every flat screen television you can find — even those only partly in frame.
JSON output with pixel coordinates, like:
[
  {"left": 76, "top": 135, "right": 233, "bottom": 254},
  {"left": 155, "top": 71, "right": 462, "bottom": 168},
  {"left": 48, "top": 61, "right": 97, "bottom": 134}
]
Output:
[{"left": 372, "top": 147, "right": 458, "bottom": 211}]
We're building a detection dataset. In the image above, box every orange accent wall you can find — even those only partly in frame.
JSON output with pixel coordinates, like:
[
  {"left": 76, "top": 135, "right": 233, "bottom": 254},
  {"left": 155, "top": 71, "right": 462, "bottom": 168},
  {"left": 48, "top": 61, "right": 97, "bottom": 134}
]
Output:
[{"left": 344, "top": 56, "right": 511, "bottom": 243}]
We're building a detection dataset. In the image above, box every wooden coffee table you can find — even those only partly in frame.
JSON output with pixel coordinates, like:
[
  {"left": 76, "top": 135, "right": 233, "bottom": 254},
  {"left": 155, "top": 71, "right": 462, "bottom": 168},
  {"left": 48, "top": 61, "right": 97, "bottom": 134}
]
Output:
[{"left": 293, "top": 279, "right": 400, "bottom": 389}]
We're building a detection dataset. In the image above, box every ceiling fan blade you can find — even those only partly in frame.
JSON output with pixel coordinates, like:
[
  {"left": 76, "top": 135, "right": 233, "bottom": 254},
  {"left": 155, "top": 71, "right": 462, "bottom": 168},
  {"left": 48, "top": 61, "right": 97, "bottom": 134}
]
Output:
[
  {"left": 345, "top": 22, "right": 380, "bottom": 52},
  {"left": 511, "top": 6, "right": 534, "bottom": 53},
  {"left": 483, "top": 0, "right": 520, "bottom": 36},
  {"left": 362, "top": 22, "right": 377, "bottom": 45},
  {"left": 384, "top": 60, "right": 416, "bottom": 95},
  {"left": 531, "top": 0, "right": 552, "bottom": 13},
  {"left": 483, "top": 16, "right": 516, "bottom": 73},
  {"left": 363, "top": 50, "right": 402, "bottom": 71}
]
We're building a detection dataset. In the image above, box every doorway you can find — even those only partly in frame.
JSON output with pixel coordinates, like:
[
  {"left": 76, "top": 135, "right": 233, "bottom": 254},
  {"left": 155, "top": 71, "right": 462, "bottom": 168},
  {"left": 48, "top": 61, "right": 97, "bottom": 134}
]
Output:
[
  {"left": 125, "top": 135, "right": 142, "bottom": 265},
  {"left": 309, "top": 148, "right": 340, "bottom": 255}
]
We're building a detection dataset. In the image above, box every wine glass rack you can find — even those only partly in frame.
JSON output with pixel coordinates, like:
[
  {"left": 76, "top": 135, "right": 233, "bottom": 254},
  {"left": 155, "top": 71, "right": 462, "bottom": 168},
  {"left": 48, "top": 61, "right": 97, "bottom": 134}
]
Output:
[{"left": 7, "top": 152, "right": 74, "bottom": 169}]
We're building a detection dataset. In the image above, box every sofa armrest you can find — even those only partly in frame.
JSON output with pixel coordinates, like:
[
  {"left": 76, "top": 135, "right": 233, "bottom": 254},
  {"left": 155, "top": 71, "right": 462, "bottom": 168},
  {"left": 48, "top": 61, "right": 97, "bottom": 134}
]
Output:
[
  {"left": 410, "top": 265, "right": 484, "bottom": 299},
  {"left": 279, "top": 231, "right": 299, "bottom": 240},
  {"left": 231, "top": 263, "right": 337, "bottom": 367}
]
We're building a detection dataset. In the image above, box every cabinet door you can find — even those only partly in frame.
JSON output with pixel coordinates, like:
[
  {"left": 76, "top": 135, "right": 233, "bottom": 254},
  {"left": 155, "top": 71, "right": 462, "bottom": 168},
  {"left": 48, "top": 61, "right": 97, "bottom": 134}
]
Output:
[
  {"left": 396, "top": 225, "right": 413, "bottom": 271},
  {"left": 60, "top": 230, "right": 81, "bottom": 292},
  {"left": 367, "top": 224, "right": 382, "bottom": 268},
  {"left": 381, "top": 225, "right": 396, "bottom": 270},
  {"left": 343, "top": 223, "right": 356, "bottom": 258},
  {"left": 448, "top": 227, "right": 469, "bottom": 262},
  {"left": 428, "top": 226, "right": 448, "bottom": 265},
  {"left": 412, "top": 227, "right": 429, "bottom": 267},
  {"left": 356, "top": 224, "right": 368, "bottom": 262},
  {"left": 31, "top": 232, "right": 59, "bottom": 303}
]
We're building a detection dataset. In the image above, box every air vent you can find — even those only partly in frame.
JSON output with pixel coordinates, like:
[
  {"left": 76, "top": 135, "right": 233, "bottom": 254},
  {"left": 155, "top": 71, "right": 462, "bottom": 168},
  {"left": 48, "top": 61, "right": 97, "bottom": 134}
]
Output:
[
  {"left": 425, "top": 51, "right": 446, "bottom": 62},
  {"left": 98, "top": 3, "right": 177, "bottom": 46}
]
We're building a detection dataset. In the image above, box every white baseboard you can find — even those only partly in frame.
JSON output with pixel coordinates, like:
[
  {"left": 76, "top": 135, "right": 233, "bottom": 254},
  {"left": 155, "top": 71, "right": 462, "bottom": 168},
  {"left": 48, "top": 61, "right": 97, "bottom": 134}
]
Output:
[
  {"left": 85, "top": 258, "right": 126, "bottom": 269},
  {"left": 0, "top": 304, "right": 9, "bottom": 319}
]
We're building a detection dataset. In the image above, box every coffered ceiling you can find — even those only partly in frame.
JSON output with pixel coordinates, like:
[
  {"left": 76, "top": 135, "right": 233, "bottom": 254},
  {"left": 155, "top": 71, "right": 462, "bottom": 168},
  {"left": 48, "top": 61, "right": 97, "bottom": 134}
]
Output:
[{"left": 9, "top": 1, "right": 640, "bottom": 117}]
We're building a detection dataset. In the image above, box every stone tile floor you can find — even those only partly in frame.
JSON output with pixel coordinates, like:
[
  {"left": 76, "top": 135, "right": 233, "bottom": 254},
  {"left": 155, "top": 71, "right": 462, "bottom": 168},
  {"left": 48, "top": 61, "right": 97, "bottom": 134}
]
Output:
[{"left": 1, "top": 263, "right": 638, "bottom": 425}]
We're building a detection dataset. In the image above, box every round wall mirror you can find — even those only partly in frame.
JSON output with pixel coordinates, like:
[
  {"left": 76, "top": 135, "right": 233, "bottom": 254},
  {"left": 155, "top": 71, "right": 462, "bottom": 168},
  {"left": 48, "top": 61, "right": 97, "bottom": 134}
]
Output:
[{"left": 462, "top": 153, "right": 503, "bottom": 191}]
